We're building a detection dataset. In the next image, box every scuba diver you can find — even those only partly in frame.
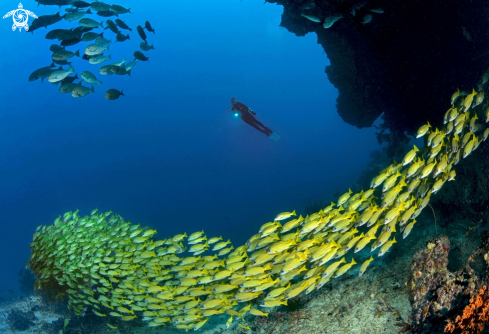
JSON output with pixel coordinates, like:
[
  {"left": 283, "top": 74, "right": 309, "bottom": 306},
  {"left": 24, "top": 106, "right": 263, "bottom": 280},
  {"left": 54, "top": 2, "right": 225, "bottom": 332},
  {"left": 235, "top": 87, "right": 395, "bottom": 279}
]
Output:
[{"left": 228, "top": 97, "right": 281, "bottom": 141}]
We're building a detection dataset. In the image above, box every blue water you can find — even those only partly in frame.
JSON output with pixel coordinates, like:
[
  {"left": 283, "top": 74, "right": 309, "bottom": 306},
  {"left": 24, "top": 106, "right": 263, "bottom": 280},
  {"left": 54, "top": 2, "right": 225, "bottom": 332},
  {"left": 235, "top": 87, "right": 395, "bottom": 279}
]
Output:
[{"left": 0, "top": 0, "right": 379, "bottom": 293}]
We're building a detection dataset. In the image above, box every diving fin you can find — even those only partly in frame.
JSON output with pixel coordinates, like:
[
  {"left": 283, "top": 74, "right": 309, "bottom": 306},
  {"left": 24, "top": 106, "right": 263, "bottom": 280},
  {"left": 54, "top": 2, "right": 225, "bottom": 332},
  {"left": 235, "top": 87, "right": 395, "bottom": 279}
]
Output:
[{"left": 270, "top": 132, "right": 281, "bottom": 141}]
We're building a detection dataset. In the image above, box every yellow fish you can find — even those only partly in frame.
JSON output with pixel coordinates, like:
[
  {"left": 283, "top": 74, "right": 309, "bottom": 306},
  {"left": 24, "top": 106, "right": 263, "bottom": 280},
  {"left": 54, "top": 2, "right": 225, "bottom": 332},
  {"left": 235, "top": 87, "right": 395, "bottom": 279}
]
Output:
[
  {"left": 451, "top": 89, "right": 461, "bottom": 104},
  {"left": 370, "top": 172, "right": 389, "bottom": 188},
  {"left": 218, "top": 246, "right": 234, "bottom": 256},
  {"left": 201, "top": 297, "right": 227, "bottom": 309},
  {"left": 193, "top": 318, "right": 209, "bottom": 330},
  {"left": 188, "top": 235, "right": 207, "bottom": 245},
  {"left": 416, "top": 121, "right": 431, "bottom": 138},
  {"left": 225, "top": 316, "right": 233, "bottom": 328},
  {"left": 93, "top": 310, "right": 106, "bottom": 317},
  {"left": 344, "top": 233, "right": 364, "bottom": 251},
  {"left": 142, "top": 229, "right": 157, "bottom": 237},
  {"left": 323, "top": 258, "right": 346, "bottom": 277},
  {"left": 188, "top": 230, "right": 205, "bottom": 241},
  {"left": 260, "top": 298, "right": 287, "bottom": 308},
  {"left": 133, "top": 236, "right": 148, "bottom": 244},
  {"left": 173, "top": 232, "right": 187, "bottom": 241},
  {"left": 226, "top": 309, "right": 244, "bottom": 321},
  {"left": 406, "top": 157, "right": 424, "bottom": 178},
  {"left": 463, "top": 88, "right": 477, "bottom": 110},
  {"left": 461, "top": 131, "right": 474, "bottom": 148},
  {"left": 274, "top": 210, "right": 296, "bottom": 221},
  {"left": 337, "top": 189, "right": 353, "bottom": 206},
  {"left": 238, "top": 323, "right": 251, "bottom": 330},
  {"left": 470, "top": 114, "right": 479, "bottom": 132},
  {"left": 189, "top": 242, "right": 208, "bottom": 253},
  {"left": 212, "top": 239, "right": 232, "bottom": 251},
  {"left": 463, "top": 138, "right": 475, "bottom": 158},
  {"left": 382, "top": 170, "right": 401, "bottom": 192},
  {"left": 250, "top": 308, "right": 268, "bottom": 317},
  {"left": 378, "top": 237, "right": 396, "bottom": 257},
  {"left": 280, "top": 215, "right": 304, "bottom": 233},
  {"left": 233, "top": 292, "right": 262, "bottom": 302},
  {"left": 208, "top": 236, "right": 222, "bottom": 244},
  {"left": 334, "top": 258, "right": 356, "bottom": 278},
  {"left": 420, "top": 160, "right": 437, "bottom": 178},
  {"left": 116, "top": 306, "right": 134, "bottom": 315},
  {"left": 403, "top": 220, "right": 417, "bottom": 239},
  {"left": 358, "top": 256, "right": 374, "bottom": 276}
]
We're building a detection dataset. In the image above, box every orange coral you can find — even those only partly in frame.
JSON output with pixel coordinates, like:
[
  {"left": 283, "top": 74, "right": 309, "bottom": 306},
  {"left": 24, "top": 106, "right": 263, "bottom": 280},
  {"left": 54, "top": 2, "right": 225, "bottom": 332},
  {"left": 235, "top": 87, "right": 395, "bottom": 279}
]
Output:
[{"left": 445, "top": 286, "right": 489, "bottom": 334}]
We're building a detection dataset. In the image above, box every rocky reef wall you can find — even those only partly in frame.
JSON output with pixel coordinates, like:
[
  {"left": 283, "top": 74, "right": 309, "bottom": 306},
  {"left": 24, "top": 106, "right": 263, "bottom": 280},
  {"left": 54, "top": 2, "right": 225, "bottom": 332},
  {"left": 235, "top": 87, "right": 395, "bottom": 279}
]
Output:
[{"left": 266, "top": 0, "right": 489, "bottom": 151}]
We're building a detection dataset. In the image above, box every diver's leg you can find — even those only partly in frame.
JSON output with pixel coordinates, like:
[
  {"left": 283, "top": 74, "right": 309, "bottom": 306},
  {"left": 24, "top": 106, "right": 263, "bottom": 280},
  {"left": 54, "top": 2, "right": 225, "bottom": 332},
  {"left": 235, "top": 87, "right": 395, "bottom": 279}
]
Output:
[
  {"left": 251, "top": 119, "right": 273, "bottom": 136},
  {"left": 250, "top": 117, "right": 267, "bottom": 129},
  {"left": 242, "top": 117, "right": 269, "bottom": 135}
]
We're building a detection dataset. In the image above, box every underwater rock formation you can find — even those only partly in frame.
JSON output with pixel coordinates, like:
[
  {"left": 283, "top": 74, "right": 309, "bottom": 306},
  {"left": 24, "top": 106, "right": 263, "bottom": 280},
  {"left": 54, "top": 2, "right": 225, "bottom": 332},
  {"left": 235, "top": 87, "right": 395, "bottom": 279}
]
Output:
[
  {"left": 407, "top": 237, "right": 480, "bottom": 333},
  {"left": 406, "top": 233, "right": 489, "bottom": 333},
  {"left": 7, "top": 309, "right": 37, "bottom": 331},
  {"left": 265, "top": 0, "right": 489, "bottom": 151},
  {"left": 432, "top": 143, "right": 489, "bottom": 229}
]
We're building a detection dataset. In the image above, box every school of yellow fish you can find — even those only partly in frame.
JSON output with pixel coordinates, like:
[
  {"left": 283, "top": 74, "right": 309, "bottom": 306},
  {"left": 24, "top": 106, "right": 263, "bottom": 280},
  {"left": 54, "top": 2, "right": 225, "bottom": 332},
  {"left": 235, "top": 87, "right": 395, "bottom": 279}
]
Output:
[{"left": 27, "top": 86, "right": 489, "bottom": 331}]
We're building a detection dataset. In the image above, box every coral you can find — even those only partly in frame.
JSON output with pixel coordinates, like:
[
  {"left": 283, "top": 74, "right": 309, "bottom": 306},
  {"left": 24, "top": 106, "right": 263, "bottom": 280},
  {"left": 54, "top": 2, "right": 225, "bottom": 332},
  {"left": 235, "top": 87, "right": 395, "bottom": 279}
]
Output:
[
  {"left": 407, "top": 237, "right": 483, "bottom": 333},
  {"left": 444, "top": 285, "right": 489, "bottom": 334}
]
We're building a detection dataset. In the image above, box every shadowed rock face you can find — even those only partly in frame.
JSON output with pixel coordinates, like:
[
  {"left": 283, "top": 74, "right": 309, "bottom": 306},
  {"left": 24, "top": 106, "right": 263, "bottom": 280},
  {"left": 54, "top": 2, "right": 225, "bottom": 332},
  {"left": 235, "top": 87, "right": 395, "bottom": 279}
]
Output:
[{"left": 266, "top": 0, "right": 489, "bottom": 138}]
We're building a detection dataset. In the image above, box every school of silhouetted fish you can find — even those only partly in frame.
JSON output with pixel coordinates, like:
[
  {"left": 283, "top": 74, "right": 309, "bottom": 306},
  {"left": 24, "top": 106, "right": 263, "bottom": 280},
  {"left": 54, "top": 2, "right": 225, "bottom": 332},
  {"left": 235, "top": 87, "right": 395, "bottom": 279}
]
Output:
[
  {"left": 25, "top": 19, "right": 489, "bottom": 334},
  {"left": 27, "top": 0, "right": 155, "bottom": 100}
]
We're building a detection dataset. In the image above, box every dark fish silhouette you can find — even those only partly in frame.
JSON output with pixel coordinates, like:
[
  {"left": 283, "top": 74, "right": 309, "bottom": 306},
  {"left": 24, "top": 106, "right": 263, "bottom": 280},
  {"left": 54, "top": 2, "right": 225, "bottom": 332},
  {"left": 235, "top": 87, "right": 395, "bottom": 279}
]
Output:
[
  {"left": 55, "top": 29, "right": 78, "bottom": 41},
  {"left": 52, "top": 58, "right": 72, "bottom": 66},
  {"left": 73, "top": 26, "right": 93, "bottom": 35},
  {"left": 28, "top": 64, "right": 58, "bottom": 82},
  {"left": 45, "top": 29, "right": 65, "bottom": 40},
  {"left": 140, "top": 42, "right": 154, "bottom": 51},
  {"left": 111, "top": 4, "right": 131, "bottom": 15},
  {"left": 109, "top": 65, "right": 130, "bottom": 76},
  {"left": 61, "top": 37, "right": 82, "bottom": 47},
  {"left": 29, "top": 12, "right": 62, "bottom": 33},
  {"left": 134, "top": 51, "right": 149, "bottom": 61},
  {"left": 115, "top": 19, "right": 132, "bottom": 31},
  {"left": 82, "top": 32, "right": 103, "bottom": 42},
  {"left": 105, "top": 89, "right": 124, "bottom": 100},
  {"left": 73, "top": 1, "right": 90, "bottom": 8},
  {"left": 115, "top": 33, "right": 130, "bottom": 42},
  {"left": 49, "top": 44, "right": 64, "bottom": 52},
  {"left": 144, "top": 21, "right": 155, "bottom": 34},
  {"left": 35, "top": 0, "right": 72, "bottom": 7},
  {"left": 91, "top": 2, "right": 111, "bottom": 12},
  {"left": 97, "top": 10, "right": 116, "bottom": 17},
  {"left": 136, "top": 25, "right": 146, "bottom": 43},
  {"left": 61, "top": 74, "right": 78, "bottom": 84},
  {"left": 105, "top": 20, "right": 119, "bottom": 34}
]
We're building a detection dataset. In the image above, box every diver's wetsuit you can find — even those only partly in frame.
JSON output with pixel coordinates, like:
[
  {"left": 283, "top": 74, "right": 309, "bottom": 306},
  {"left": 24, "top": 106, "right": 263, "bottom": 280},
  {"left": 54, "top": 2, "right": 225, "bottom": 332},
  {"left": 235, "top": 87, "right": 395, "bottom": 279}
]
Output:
[{"left": 231, "top": 101, "right": 273, "bottom": 137}]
